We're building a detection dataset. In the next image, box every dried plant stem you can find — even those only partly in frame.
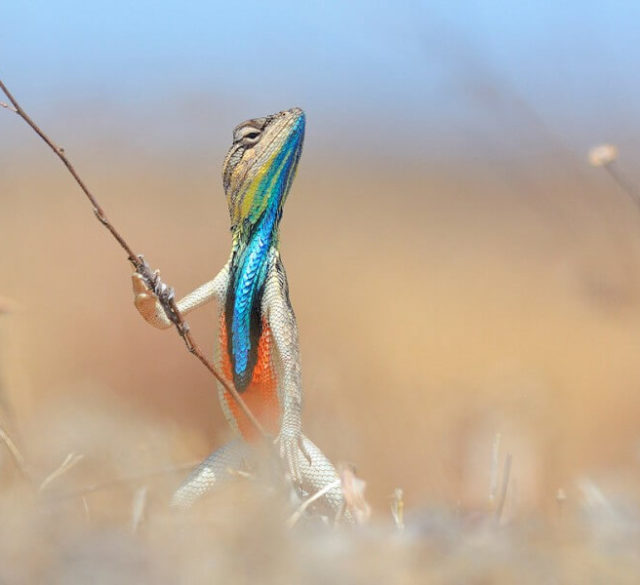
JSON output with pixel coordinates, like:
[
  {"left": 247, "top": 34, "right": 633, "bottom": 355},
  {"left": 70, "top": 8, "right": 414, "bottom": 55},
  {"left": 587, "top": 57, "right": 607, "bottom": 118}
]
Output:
[
  {"left": 81, "top": 496, "right": 91, "bottom": 523},
  {"left": 131, "top": 486, "right": 148, "bottom": 534},
  {"left": 0, "top": 422, "right": 29, "bottom": 478},
  {"left": 489, "top": 432, "right": 501, "bottom": 505},
  {"left": 390, "top": 487, "right": 405, "bottom": 530},
  {"left": 52, "top": 460, "right": 201, "bottom": 501},
  {"left": 0, "top": 99, "right": 17, "bottom": 113},
  {"left": 287, "top": 479, "right": 341, "bottom": 528},
  {"left": 39, "top": 452, "right": 84, "bottom": 492},
  {"left": 604, "top": 162, "right": 640, "bottom": 211},
  {"left": 0, "top": 78, "right": 266, "bottom": 439},
  {"left": 495, "top": 453, "right": 512, "bottom": 524}
]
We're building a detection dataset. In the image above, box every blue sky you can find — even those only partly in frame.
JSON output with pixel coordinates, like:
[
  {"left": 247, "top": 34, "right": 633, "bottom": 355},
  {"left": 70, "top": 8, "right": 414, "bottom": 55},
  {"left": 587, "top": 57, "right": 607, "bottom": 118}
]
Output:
[{"left": 2, "top": 1, "right": 640, "bottom": 160}]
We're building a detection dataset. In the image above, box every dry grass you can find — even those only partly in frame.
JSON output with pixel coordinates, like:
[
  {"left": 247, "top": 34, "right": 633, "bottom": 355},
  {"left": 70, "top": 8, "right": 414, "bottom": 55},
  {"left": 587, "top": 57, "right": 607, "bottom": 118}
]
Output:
[
  {"left": 0, "top": 396, "right": 639, "bottom": 583},
  {"left": 2, "top": 138, "right": 640, "bottom": 580}
]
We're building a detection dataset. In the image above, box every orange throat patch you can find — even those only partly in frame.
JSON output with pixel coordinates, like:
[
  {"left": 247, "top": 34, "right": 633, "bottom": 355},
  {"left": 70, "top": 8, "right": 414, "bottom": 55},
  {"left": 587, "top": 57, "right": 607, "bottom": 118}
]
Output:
[{"left": 219, "top": 314, "right": 280, "bottom": 442}]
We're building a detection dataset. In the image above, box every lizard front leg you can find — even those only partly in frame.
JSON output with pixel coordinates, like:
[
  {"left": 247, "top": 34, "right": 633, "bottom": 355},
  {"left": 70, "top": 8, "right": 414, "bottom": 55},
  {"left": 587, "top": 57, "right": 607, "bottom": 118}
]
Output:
[
  {"left": 132, "top": 262, "right": 230, "bottom": 329},
  {"left": 263, "top": 255, "right": 311, "bottom": 484}
]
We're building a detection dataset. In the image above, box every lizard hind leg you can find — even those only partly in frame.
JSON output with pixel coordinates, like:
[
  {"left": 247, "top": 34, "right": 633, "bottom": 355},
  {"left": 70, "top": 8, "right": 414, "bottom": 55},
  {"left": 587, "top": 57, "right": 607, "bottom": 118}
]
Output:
[
  {"left": 171, "top": 438, "right": 250, "bottom": 509},
  {"left": 296, "top": 435, "right": 352, "bottom": 523}
]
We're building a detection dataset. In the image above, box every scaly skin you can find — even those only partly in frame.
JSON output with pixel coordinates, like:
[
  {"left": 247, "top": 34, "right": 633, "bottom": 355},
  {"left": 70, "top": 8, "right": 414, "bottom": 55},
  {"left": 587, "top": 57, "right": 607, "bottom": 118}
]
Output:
[{"left": 132, "top": 108, "right": 346, "bottom": 519}]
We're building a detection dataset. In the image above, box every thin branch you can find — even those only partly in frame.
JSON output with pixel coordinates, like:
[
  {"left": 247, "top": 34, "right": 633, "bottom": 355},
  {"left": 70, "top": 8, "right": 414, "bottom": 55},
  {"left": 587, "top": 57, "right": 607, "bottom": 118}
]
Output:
[
  {"left": 0, "top": 77, "right": 266, "bottom": 439},
  {"left": 588, "top": 144, "right": 640, "bottom": 213},
  {"left": 605, "top": 163, "right": 640, "bottom": 211},
  {"left": 0, "top": 100, "right": 17, "bottom": 113},
  {"left": 0, "top": 79, "right": 136, "bottom": 258}
]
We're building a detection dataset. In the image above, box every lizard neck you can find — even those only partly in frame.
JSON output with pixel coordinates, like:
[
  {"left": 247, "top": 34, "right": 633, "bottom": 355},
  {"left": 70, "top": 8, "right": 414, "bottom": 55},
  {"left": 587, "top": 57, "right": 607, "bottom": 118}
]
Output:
[
  {"left": 226, "top": 193, "right": 281, "bottom": 391},
  {"left": 221, "top": 108, "right": 304, "bottom": 391}
]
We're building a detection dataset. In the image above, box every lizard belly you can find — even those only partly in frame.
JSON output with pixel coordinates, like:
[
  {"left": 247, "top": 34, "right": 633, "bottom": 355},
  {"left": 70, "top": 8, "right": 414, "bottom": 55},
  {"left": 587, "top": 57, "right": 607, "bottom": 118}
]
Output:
[{"left": 219, "top": 314, "right": 280, "bottom": 442}]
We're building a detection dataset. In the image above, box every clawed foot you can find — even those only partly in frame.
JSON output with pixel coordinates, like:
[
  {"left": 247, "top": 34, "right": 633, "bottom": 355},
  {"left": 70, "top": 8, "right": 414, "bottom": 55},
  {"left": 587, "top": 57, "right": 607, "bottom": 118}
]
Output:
[
  {"left": 135, "top": 257, "right": 175, "bottom": 300},
  {"left": 131, "top": 258, "right": 176, "bottom": 329},
  {"left": 277, "top": 431, "right": 312, "bottom": 485}
]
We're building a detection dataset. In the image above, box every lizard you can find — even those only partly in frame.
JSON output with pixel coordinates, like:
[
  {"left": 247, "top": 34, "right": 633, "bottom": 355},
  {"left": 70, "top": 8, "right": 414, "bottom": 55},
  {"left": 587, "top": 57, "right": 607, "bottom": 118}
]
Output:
[{"left": 131, "top": 107, "right": 347, "bottom": 520}]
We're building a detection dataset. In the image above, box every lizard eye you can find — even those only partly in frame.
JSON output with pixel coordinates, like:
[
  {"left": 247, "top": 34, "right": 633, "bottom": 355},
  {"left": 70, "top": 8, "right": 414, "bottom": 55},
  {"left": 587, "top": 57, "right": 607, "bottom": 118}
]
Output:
[
  {"left": 240, "top": 130, "right": 262, "bottom": 147},
  {"left": 234, "top": 126, "right": 262, "bottom": 146}
]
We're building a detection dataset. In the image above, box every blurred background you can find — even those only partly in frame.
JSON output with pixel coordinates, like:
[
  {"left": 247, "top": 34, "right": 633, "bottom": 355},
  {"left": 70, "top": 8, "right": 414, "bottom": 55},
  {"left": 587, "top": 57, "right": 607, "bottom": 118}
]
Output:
[{"left": 2, "top": 0, "right": 640, "bottom": 529}]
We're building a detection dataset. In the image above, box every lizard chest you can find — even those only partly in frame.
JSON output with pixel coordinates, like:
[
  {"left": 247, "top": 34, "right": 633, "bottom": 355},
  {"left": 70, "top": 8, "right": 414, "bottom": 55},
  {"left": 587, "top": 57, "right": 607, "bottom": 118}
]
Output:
[{"left": 218, "top": 312, "right": 280, "bottom": 441}]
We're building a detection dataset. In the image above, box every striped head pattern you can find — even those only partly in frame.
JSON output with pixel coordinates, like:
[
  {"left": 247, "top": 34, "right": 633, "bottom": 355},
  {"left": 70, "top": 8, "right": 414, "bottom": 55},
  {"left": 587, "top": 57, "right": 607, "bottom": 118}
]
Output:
[
  {"left": 222, "top": 108, "right": 305, "bottom": 391},
  {"left": 223, "top": 107, "right": 305, "bottom": 245}
]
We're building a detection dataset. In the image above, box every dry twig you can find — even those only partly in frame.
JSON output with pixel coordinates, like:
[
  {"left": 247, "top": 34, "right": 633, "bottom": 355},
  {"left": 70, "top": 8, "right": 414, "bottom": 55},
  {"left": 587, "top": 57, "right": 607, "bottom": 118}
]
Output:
[
  {"left": 494, "top": 452, "right": 512, "bottom": 524},
  {"left": 588, "top": 143, "right": 640, "bottom": 211},
  {"left": 0, "top": 422, "right": 29, "bottom": 478},
  {"left": 0, "top": 77, "right": 266, "bottom": 439},
  {"left": 131, "top": 486, "right": 148, "bottom": 533},
  {"left": 51, "top": 460, "right": 201, "bottom": 501},
  {"left": 489, "top": 432, "right": 501, "bottom": 506},
  {"left": 81, "top": 495, "right": 91, "bottom": 523},
  {"left": 0, "top": 99, "right": 17, "bottom": 113},
  {"left": 390, "top": 487, "right": 405, "bottom": 530},
  {"left": 287, "top": 479, "right": 341, "bottom": 528},
  {"left": 39, "top": 452, "right": 84, "bottom": 492}
]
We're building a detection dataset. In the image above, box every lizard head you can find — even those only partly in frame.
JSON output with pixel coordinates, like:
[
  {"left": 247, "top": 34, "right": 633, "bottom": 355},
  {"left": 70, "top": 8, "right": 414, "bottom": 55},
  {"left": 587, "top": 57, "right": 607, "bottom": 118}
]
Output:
[{"left": 222, "top": 107, "right": 305, "bottom": 242}]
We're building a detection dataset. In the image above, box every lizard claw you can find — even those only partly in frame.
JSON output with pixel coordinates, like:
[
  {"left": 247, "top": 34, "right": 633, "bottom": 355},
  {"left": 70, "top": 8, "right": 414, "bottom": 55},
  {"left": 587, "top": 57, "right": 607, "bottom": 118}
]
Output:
[
  {"left": 131, "top": 269, "right": 173, "bottom": 329},
  {"left": 132, "top": 271, "right": 154, "bottom": 295}
]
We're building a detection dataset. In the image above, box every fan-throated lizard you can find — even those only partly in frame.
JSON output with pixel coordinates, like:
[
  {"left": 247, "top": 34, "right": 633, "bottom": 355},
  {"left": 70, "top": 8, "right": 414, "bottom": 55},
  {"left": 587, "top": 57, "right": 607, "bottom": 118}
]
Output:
[{"left": 131, "top": 108, "right": 346, "bottom": 519}]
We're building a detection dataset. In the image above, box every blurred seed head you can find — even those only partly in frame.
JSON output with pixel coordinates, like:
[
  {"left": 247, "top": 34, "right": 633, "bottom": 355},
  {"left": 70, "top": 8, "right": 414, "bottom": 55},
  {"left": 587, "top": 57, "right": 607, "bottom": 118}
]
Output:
[{"left": 588, "top": 144, "right": 618, "bottom": 167}]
